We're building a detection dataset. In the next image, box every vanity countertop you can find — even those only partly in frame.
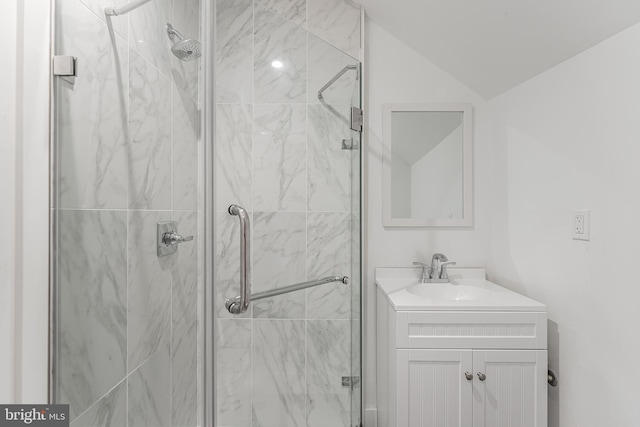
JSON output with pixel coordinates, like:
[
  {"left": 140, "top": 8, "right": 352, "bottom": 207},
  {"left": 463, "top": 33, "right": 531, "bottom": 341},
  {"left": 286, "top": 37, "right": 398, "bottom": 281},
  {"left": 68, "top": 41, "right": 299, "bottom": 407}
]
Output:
[{"left": 375, "top": 267, "right": 547, "bottom": 312}]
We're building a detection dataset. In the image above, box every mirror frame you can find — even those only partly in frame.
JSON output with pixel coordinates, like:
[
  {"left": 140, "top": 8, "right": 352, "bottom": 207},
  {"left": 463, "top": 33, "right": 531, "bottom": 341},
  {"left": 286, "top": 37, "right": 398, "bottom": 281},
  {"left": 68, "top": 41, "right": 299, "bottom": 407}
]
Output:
[{"left": 382, "top": 103, "right": 473, "bottom": 227}]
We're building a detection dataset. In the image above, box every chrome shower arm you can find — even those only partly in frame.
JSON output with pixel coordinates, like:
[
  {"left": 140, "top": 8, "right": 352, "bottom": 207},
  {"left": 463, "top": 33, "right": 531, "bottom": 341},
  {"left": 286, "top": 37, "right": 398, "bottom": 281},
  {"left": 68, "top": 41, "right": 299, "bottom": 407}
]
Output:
[{"left": 105, "top": 0, "right": 152, "bottom": 16}]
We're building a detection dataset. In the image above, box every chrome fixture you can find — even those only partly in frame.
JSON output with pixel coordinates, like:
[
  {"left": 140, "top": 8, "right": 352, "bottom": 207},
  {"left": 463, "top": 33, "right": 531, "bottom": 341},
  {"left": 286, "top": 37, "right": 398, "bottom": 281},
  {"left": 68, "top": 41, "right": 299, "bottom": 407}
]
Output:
[
  {"left": 477, "top": 372, "right": 486, "bottom": 382},
  {"left": 548, "top": 369, "right": 558, "bottom": 387},
  {"left": 225, "top": 205, "right": 251, "bottom": 315},
  {"left": 350, "top": 106, "right": 363, "bottom": 132},
  {"left": 105, "top": 0, "right": 152, "bottom": 16},
  {"left": 413, "top": 253, "right": 457, "bottom": 283},
  {"left": 317, "top": 65, "right": 358, "bottom": 100},
  {"left": 157, "top": 221, "right": 193, "bottom": 257},
  {"left": 226, "top": 275, "right": 349, "bottom": 314},
  {"left": 342, "top": 138, "right": 358, "bottom": 150},
  {"left": 341, "top": 376, "right": 360, "bottom": 389},
  {"left": 465, "top": 372, "right": 473, "bottom": 381},
  {"left": 53, "top": 55, "right": 77, "bottom": 85},
  {"left": 166, "top": 23, "right": 202, "bottom": 62},
  {"left": 317, "top": 65, "right": 363, "bottom": 132}
]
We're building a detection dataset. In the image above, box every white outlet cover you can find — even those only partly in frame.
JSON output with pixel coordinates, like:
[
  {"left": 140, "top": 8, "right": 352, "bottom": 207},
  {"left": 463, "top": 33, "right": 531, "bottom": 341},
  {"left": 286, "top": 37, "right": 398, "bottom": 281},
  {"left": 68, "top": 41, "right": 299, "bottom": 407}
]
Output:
[{"left": 572, "top": 210, "right": 590, "bottom": 241}]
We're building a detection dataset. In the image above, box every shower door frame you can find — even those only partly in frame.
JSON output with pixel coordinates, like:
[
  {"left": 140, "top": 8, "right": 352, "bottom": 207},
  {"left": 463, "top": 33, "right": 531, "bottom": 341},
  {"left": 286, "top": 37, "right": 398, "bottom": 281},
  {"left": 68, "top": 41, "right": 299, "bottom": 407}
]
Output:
[
  {"left": 202, "top": 0, "right": 215, "bottom": 425},
  {"left": 44, "top": 0, "right": 366, "bottom": 424}
]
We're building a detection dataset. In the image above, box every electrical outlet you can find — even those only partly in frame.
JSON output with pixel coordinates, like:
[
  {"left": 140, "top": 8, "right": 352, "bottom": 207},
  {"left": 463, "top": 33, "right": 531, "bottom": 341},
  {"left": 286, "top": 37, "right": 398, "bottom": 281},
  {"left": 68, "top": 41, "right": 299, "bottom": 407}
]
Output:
[{"left": 572, "top": 210, "right": 590, "bottom": 241}]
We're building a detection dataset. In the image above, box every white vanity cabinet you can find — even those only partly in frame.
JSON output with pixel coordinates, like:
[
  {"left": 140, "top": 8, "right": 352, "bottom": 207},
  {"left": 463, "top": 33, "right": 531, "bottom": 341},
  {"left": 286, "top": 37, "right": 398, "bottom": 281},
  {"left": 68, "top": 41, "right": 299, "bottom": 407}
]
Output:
[
  {"left": 397, "top": 349, "right": 547, "bottom": 427},
  {"left": 376, "top": 268, "right": 548, "bottom": 427}
]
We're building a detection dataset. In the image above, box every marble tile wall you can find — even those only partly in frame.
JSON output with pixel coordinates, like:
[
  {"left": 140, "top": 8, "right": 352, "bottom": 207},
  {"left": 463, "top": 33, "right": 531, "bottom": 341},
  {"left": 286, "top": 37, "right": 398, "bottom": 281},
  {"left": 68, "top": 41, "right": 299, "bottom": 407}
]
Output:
[
  {"left": 55, "top": 0, "right": 202, "bottom": 425},
  {"left": 215, "top": 1, "right": 361, "bottom": 426}
]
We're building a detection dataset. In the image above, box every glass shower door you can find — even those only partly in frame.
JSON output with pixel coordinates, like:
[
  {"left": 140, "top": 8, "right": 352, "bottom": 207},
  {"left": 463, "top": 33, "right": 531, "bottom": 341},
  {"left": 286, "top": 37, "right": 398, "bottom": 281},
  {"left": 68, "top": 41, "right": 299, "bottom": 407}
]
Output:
[
  {"left": 51, "top": 0, "right": 203, "bottom": 425},
  {"left": 214, "top": 1, "right": 362, "bottom": 426}
]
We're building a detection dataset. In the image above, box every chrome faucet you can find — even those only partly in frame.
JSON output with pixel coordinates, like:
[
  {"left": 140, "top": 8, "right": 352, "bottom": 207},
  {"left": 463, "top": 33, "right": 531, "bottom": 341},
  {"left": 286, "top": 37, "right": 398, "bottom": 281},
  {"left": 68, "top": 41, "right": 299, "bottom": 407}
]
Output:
[
  {"left": 414, "top": 253, "right": 457, "bottom": 283},
  {"left": 412, "top": 262, "right": 432, "bottom": 283}
]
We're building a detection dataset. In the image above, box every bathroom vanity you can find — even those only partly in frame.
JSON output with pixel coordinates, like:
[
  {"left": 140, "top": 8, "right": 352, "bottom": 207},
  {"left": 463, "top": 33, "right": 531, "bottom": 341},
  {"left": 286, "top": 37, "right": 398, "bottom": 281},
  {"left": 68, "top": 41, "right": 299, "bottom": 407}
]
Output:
[{"left": 376, "top": 267, "right": 547, "bottom": 427}]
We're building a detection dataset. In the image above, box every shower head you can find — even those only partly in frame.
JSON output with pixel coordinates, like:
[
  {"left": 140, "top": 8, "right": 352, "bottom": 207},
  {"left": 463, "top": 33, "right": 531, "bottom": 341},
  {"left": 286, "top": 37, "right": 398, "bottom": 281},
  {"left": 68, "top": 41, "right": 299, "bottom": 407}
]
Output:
[{"left": 166, "top": 23, "right": 201, "bottom": 62}]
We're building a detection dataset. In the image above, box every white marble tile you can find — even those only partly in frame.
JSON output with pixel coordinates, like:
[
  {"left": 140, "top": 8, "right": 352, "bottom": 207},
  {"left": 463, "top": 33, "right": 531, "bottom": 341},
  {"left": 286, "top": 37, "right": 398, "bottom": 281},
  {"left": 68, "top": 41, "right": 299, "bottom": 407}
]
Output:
[
  {"left": 57, "top": 0, "right": 128, "bottom": 209},
  {"left": 71, "top": 379, "right": 127, "bottom": 427},
  {"left": 252, "top": 320, "right": 306, "bottom": 427},
  {"left": 306, "top": 212, "right": 351, "bottom": 319},
  {"left": 253, "top": 104, "right": 306, "bottom": 212},
  {"left": 129, "top": 0, "right": 172, "bottom": 77},
  {"left": 128, "top": 210, "right": 174, "bottom": 371},
  {"left": 216, "top": 104, "right": 253, "bottom": 210},
  {"left": 128, "top": 343, "right": 171, "bottom": 427},
  {"left": 58, "top": 210, "right": 127, "bottom": 418},
  {"left": 308, "top": 33, "right": 358, "bottom": 105},
  {"left": 307, "top": 105, "right": 352, "bottom": 211},
  {"left": 173, "top": 86, "right": 200, "bottom": 211},
  {"left": 252, "top": 212, "right": 306, "bottom": 318},
  {"left": 215, "top": 210, "right": 251, "bottom": 319},
  {"left": 171, "top": 0, "right": 201, "bottom": 100},
  {"left": 306, "top": 320, "right": 351, "bottom": 427},
  {"left": 255, "top": 0, "right": 306, "bottom": 27},
  {"left": 172, "top": 320, "right": 198, "bottom": 426},
  {"left": 216, "top": 0, "right": 253, "bottom": 103},
  {"left": 307, "top": 0, "right": 360, "bottom": 60},
  {"left": 77, "top": 0, "right": 129, "bottom": 41},
  {"left": 254, "top": 3, "right": 307, "bottom": 103},
  {"left": 216, "top": 319, "right": 251, "bottom": 427},
  {"left": 171, "top": 211, "right": 198, "bottom": 332},
  {"left": 128, "top": 50, "right": 172, "bottom": 210}
]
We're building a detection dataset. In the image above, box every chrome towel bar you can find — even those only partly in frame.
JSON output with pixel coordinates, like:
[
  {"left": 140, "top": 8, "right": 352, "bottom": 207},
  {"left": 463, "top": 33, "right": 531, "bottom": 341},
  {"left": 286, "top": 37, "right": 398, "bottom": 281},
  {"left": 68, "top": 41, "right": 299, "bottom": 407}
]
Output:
[{"left": 226, "top": 275, "right": 349, "bottom": 314}]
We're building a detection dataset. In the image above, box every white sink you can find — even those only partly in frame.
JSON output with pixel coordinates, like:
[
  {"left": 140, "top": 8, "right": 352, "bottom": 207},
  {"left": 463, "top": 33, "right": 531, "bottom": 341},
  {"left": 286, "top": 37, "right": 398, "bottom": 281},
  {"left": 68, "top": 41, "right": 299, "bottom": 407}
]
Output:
[
  {"left": 405, "top": 282, "right": 497, "bottom": 301},
  {"left": 376, "top": 267, "right": 546, "bottom": 311}
]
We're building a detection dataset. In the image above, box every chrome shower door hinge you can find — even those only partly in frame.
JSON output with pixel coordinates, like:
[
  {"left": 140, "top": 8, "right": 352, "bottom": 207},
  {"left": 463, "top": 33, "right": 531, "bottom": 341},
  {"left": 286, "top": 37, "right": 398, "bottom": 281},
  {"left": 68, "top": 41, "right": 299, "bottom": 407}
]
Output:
[
  {"left": 53, "top": 55, "right": 77, "bottom": 85},
  {"left": 350, "top": 107, "right": 363, "bottom": 132},
  {"left": 342, "top": 138, "right": 359, "bottom": 150},
  {"left": 342, "top": 376, "right": 360, "bottom": 389}
]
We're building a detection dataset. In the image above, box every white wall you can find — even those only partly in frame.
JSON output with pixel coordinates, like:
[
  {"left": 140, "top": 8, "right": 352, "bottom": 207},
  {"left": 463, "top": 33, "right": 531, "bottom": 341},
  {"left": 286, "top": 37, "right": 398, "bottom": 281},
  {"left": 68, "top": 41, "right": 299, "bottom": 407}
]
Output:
[
  {"left": 488, "top": 21, "right": 640, "bottom": 427},
  {"left": 364, "top": 20, "right": 491, "bottom": 414},
  {"left": 0, "top": 0, "right": 51, "bottom": 404},
  {"left": 0, "top": 0, "right": 19, "bottom": 404}
]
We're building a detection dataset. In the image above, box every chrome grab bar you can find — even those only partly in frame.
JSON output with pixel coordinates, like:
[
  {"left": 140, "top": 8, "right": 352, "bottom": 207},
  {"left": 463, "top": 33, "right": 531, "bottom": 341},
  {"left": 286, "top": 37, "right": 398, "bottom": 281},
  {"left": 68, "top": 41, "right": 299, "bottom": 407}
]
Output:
[
  {"left": 225, "top": 205, "right": 251, "bottom": 314},
  {"left": 226, "top": 276, "right": 349, "bottom": 312}
]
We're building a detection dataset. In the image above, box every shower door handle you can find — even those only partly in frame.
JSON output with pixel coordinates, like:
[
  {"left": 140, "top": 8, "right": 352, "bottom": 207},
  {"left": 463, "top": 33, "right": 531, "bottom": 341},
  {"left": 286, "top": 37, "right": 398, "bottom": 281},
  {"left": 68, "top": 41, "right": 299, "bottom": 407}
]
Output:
[{"left": 225, "top": 205, "right": 251, "bottom": 314}]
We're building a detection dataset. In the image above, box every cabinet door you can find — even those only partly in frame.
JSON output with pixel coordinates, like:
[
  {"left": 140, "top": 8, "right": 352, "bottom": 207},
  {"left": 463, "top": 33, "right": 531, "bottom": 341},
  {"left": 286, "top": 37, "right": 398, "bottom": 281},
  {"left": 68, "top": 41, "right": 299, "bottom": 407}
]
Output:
[
  {"left": 472, "top": 350, "right": 547, "bottom": 427},
  {"left": 397, "top": 349, "right": 473, "bottom": 427}
]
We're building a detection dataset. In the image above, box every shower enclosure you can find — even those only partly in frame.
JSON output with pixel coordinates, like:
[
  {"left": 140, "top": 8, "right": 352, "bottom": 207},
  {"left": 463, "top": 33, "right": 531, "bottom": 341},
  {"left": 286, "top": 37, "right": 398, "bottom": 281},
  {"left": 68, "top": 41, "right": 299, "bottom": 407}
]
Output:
[{"left": 49, "top": 0, "right": 363, "bottom": 425}]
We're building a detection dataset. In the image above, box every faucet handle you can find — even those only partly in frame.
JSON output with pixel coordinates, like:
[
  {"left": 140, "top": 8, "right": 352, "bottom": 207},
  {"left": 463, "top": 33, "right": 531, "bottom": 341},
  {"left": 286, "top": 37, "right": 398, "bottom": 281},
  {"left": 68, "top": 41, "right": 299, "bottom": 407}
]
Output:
[
  {"left": 439, "top": 261, "right": 456, "bottom": 280},
  {"left": 413, "top": 262, "right": 432, "bottom": 282}
]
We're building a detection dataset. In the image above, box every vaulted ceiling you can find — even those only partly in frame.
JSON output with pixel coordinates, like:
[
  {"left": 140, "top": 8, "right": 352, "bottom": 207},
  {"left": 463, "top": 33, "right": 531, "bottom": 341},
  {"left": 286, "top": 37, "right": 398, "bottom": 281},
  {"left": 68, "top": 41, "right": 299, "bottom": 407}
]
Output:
[{"left": 359, "top": 0, "right": 640, "bottom": 98}]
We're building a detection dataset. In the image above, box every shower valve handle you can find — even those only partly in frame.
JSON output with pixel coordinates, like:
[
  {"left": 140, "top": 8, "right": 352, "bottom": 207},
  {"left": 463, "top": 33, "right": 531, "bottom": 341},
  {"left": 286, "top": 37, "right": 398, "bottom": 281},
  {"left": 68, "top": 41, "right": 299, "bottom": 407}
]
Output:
[{"left": 162, "top": 231, "right": 194, "bottom": 245}]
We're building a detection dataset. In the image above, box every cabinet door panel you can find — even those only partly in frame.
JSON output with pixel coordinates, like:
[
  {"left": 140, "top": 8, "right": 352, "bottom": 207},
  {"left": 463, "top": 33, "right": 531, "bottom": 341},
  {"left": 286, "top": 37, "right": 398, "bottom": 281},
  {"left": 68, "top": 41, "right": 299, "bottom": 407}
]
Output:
[
  {"left": 472, "top": 350, "right": 547, "bottom": 427},
  {"left": 398, "top": 349, "right": 473, "bottom": 427}
]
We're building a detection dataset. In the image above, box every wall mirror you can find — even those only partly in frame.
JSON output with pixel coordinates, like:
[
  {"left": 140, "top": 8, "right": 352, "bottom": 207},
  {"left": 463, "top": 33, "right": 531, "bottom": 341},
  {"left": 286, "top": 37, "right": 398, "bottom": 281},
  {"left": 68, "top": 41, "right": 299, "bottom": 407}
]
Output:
[{"left": 382, "top": 103, "right": 473, "bottom": 227}]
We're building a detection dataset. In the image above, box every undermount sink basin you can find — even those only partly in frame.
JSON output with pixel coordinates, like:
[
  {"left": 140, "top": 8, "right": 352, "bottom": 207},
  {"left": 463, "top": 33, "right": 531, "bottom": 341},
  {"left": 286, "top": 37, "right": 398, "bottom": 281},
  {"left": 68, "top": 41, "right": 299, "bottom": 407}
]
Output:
[
  {"left": 405, "top": 282, "right": 496, "bottom": 301},
  {"left": 375, "top": 267, "right": 547, "bottom": 311}
]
